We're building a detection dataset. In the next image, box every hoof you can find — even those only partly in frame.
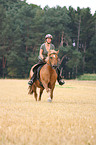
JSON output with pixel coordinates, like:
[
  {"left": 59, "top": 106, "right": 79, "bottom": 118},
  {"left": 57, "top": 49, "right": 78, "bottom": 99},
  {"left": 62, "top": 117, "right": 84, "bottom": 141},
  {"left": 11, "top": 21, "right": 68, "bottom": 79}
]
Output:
[{"left": 47, "top": 97, "right": 52, "bottom": 102}]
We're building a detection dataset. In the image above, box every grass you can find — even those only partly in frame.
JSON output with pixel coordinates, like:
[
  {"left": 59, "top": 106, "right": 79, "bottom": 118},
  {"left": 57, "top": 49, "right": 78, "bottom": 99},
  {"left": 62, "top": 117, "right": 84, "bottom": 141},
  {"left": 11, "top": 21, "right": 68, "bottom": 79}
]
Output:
[
  {"left": 0, "top": 79, "right": 96, "bottom": 145},
  {"left": 78, "top": 74, "right": 96, "bottom": 81},
  {"left": 56, "top": 84, "right": 75, "bottom": 88}
]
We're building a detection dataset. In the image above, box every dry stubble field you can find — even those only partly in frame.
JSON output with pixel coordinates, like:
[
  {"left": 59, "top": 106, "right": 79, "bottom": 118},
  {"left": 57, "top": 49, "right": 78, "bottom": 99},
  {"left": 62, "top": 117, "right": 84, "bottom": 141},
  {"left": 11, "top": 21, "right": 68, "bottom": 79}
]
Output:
[{"left": 0, "top": 79, "right": 96, "bottom": 145}]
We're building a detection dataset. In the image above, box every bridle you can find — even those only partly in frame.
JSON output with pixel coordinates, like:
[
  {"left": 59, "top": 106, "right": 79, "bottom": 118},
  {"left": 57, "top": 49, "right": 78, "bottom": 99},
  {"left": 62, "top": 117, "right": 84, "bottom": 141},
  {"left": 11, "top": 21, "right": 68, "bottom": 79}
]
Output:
[{"left": 47, "top": 53, "right": 58, "bottom": 69}]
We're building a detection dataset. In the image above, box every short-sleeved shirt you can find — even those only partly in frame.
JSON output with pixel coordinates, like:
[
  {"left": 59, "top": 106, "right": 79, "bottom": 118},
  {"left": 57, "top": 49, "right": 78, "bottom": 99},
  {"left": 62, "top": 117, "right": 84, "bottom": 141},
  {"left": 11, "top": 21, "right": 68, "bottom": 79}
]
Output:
[{"left": 38, "top": 43, "right": 55, "bottom": 61}]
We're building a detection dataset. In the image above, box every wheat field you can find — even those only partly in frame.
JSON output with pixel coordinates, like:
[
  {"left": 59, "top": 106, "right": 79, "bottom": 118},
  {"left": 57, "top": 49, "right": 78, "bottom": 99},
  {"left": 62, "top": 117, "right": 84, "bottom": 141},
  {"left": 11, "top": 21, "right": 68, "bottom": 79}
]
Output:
[{"left": 0, "top": 79, "right": 96, "bottom": 145}]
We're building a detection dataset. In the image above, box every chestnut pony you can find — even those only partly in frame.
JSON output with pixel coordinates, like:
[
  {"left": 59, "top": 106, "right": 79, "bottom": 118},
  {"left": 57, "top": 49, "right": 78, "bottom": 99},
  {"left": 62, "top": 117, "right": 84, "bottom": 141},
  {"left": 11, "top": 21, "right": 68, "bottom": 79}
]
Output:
[{"left": 28, "top": 50, "right": 59, "bottom": 102}]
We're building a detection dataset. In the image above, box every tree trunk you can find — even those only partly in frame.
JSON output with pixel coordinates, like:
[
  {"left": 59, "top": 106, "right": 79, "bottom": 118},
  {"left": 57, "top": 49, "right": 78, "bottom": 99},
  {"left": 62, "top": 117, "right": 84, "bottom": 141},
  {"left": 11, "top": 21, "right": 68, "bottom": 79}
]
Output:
[
  {"left": 76, "top": 16, "right": 81, "bottom": 77},
  {"left": 2, "top": 56, "right": 6, "bottom": 78},
  {"left": 77, "top": 16, "right": 81, "bottom": 51},
  {"left": 83, "top": 42, "right": 86, "bottom": 73},
  {"left": 60, "top": 31, "right": 64, "bottom": 46}
]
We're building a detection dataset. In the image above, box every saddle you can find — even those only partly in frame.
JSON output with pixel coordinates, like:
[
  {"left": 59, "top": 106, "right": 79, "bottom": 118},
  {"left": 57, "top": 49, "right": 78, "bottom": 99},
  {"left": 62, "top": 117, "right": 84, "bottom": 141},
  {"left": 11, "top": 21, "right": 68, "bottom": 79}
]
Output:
[{"left": 33, "top": 62, "right": 46, "bottom": 72}]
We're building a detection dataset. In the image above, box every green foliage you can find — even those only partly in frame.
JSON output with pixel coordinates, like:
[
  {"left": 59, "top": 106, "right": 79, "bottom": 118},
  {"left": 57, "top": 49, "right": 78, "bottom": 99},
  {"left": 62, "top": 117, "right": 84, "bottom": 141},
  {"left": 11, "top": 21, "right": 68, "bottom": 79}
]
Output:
[
  {"left": 0, "top": 1, "right": 96, "bottom": 78},
  {"left": 86, "top": 34, "right": 96, "bottom": 73},
  {"left": 67, "top": 50, "right": 82, "bottom": 69},
  {"left": 78, "top": 74, "right": 96, "bottom": 80}
]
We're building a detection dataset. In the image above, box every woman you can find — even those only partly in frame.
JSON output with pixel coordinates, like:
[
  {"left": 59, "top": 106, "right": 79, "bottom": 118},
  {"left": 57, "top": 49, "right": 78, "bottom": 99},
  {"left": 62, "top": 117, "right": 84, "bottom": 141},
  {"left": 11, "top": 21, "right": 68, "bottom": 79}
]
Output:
[
  {"left": 28, "top": 34, "right": 65, "bottom": 86},
  {"left": 38, "top": 34, "right": 55, "bottom": 62}
]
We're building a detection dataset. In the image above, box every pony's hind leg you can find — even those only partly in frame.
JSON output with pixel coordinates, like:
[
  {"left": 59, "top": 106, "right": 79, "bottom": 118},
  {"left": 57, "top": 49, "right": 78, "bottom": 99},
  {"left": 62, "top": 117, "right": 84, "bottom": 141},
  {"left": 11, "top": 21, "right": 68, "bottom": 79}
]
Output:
[
  {"left": 32, "top": 85, "right": 37, "bottom": 101},
  {"left": 38, "top": 88, "right": 44, "bottom": 101}
]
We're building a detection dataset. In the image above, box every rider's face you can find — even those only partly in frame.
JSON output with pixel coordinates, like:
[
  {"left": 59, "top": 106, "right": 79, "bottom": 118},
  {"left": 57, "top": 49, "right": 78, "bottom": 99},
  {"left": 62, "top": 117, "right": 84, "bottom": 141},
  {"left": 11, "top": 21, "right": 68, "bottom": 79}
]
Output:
[{"left": 46, "top": 38, "right": 52, "bottom": 44}]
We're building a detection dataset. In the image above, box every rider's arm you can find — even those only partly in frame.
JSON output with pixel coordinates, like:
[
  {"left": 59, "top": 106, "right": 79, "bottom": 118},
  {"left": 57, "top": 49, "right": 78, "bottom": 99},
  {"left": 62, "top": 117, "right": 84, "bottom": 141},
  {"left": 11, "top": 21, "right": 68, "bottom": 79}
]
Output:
[{"left": 39, "top": 49, "right": 44, "bottom": 60}]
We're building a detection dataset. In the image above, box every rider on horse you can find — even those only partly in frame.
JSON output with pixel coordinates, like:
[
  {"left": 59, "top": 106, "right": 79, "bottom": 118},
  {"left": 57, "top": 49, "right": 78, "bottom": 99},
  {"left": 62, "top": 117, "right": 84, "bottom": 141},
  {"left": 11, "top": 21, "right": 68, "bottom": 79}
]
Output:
[{"left": 28, "top": 34, "right": 65, "bottom": 86}]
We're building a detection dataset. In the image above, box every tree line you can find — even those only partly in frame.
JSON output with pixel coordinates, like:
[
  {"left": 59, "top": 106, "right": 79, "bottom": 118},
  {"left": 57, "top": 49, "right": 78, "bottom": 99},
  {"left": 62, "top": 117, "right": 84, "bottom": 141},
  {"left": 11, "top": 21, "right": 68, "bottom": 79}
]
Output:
[{"left": 0, "top": 0, "right": 96, "bottom": 79}]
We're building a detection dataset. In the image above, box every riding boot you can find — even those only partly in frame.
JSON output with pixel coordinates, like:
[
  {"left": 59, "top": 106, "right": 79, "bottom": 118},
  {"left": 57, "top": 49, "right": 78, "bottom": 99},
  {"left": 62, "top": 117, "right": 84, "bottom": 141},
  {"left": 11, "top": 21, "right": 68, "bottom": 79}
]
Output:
[
  {"left": 28, "top": 70, "right": 37, "bottom": 86},
  {"left": 56, "top": 68, "right": 65, "bottom": 85}
]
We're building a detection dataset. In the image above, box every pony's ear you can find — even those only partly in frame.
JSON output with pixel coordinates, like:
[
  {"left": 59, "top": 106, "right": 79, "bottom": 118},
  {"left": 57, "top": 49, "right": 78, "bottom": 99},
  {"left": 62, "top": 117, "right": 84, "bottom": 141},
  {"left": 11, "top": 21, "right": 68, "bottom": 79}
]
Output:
[{"left": 57, "top": 50, "right": 59, "bottom": 54}]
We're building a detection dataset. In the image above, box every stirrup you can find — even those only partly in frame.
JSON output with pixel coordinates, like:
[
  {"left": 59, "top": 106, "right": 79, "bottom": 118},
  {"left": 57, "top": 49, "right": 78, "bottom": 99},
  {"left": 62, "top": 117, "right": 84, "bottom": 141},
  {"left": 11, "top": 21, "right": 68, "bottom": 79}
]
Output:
[{"left": 58, "top": 79, "right": 65, "bottom": 85}]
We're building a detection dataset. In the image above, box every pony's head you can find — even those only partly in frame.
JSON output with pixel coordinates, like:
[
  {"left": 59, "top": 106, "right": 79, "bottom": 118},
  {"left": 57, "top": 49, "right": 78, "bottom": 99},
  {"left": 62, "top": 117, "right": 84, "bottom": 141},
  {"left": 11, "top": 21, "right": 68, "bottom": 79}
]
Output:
[{"left": 46, "top": 50, "right": 59, "bottom": 69}]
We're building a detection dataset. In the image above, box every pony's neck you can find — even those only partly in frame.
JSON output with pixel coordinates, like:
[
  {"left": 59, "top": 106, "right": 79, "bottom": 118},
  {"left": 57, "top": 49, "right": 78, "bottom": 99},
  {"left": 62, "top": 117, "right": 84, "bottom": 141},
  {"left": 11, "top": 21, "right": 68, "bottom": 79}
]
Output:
[{"left": 46, "top": 59, "right": 53, "bottom": 70}]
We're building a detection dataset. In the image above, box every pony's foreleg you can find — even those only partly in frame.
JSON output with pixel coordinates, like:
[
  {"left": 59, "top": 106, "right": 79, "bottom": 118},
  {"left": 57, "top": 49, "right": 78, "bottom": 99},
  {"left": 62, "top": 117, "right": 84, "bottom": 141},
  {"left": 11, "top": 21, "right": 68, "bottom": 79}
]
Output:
[
  {"left": 47, "top": 89, "right": 53, "bottom": 102},
  {"left": 41, "top": 80, "right": 50, "bottom": 93},
  {"left": 50, "top": 88, "right": 54, "bottom": 100},
  {"left": 50, "top": 84, "right": 55, "bottom": 100},
  {"left": 38, "top": 88, "right": 44, "bottom": 101},
  {"left": 47, "top": 89, "right": 52, "bottom": 102},
  {"left": 47, "top": 85, "right": 55, "bottom": 102}
]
